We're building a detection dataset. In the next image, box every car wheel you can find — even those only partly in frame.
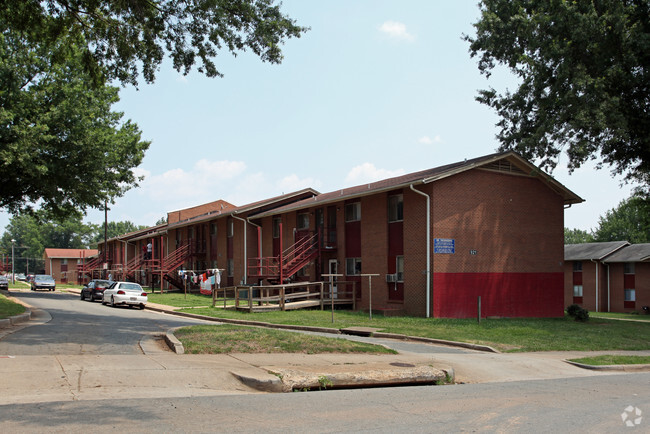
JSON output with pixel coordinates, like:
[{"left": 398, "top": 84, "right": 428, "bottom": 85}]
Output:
[
  {"left": 110, "top": 296, "right": 116, "bottom": 307},
  {"left": 80, "top": 292, "right": 85, "bottom": 300},
  {"left": 139, "top": 304, "right": 145, "bottom": 310},
  {"left": 101, "top": 298, "right": 106, "bottom": 305}
]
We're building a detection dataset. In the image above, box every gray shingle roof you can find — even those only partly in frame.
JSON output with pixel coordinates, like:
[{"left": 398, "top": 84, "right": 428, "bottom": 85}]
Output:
[
  {"left": 602, "top": 243, "right": 650, "bottom": 263},
  {"left": 564, "top": 241, "right": 629, "bottom": 261}
]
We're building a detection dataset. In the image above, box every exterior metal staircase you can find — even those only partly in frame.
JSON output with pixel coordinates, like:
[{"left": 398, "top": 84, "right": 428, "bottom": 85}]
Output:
[{"left": 248, "top": 231, "right": 320, "bottom": 283}]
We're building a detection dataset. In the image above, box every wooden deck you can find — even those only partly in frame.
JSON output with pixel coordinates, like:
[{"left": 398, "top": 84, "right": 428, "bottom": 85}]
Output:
[{"left": 214, "top": 281, "right": 358, "bottom": 313}]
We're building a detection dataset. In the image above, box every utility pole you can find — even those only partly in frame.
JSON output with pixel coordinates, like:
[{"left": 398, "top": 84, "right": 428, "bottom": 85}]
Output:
[{"left": 11, "top": 239, "right": 15, "bottom": 284}]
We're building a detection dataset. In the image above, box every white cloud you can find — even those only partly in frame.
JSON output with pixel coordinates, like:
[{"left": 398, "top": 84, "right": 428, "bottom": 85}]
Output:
[
  {"left": 277, "top": 174, "right": 322, "bottom": 193},
  {"left": 418, "top": 135, "right": 442, "bottom": 145},
  {"left": 138, "top": 159, "right": 246, "bottom": 206},
  {"left": 345, "top": 163, "right": 405, "bottom": 184},
  {"left": 379, "top": 21, "right": 415, "bottom": 42}
]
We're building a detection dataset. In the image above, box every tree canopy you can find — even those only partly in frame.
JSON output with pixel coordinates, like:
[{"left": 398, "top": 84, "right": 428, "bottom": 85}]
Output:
[
  {"left": 0, "top": 29, "right": 150, "bottom": 219},
  {"left": 466, "top": 0, "right": 650, "bottom": 191},
  {"left": 564, "top": 228, "right": 595, "bottom": 245},
  {"left": 2, "top": 0, "right": 308, "bottom": 87},
  {"left": 593, "top": 194, "right": 650, "bottom": 243}
]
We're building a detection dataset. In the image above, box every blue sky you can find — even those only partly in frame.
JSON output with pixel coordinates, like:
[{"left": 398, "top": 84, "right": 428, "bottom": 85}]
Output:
[{"left": 1, "top": 1, "right": 635, "bottom": 232}]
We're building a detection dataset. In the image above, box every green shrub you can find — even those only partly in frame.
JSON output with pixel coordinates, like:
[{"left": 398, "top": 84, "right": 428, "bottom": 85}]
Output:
[
  {"left": 566, "top": 304, "right": 582, "bottom": 317},
  {"left": 574, "top": 307, "right": 590, "bottom": 322}
]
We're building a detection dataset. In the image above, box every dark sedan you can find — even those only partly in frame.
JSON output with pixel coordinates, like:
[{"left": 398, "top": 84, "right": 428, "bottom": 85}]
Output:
[{"left": 80, "top": 279, "right": 112, "bottom": 302}]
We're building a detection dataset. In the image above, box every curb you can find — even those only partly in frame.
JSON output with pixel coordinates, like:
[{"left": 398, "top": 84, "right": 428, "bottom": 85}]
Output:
[
  {"left": 148, "top": 304, "right": 498, "bottom": 353},
  {"left": 230, "top": 370, "right": 284, "bottom": 393},
  {"left": 164, "top": 327, "right": 185, "bottom": 354},
  {"left": 372, "top": 332, "right": 499, "bottom": 353},
  {"left": 564, "top": 359, "right": 650, "bottom": 372}
]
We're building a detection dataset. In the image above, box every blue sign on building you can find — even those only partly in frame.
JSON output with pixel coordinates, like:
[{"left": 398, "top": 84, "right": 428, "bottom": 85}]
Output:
[{"left": 434, "top": 238, "right": 455, "bottom": 254}]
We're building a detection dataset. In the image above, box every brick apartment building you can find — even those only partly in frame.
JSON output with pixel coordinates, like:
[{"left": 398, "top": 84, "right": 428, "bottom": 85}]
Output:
[
  {"left": 44, "top": 248, "right": 99, "bottom": 284},
  {"left": 565, "top": 242, "right": 650, "bottom": 313},
  {"left": 92, "top": 151, "right": 582, "bottom": 318}
]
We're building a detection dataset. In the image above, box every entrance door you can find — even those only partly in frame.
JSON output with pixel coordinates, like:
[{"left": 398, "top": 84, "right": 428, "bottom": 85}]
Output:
[{"left": 328, "top": 259, "right": 338, "bottom": 299}]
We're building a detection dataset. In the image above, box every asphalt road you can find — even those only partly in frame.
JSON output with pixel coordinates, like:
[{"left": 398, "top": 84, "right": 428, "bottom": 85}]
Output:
[
  {"left": 1, "top": 289, "right": 649, "bottom": 432},
  {"left": 0, "top": 289, "right": 212, "bottom": 355},
  {"left": 1, "top": 373, "right": 648, "bottom": 433}
]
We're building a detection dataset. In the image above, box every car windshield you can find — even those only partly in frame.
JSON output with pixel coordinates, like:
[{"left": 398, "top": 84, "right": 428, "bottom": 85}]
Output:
[{"left": 35, "top": 275, "right": 53, "bottom": 281}]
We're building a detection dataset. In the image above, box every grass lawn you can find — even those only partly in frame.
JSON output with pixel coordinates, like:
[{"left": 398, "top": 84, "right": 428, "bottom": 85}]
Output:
[
  {"left": 147, "top": 292, "right": 216, "bottom": 308},
  {"left": 568, "top": 355, "right": 650, "bottom": 366},
  {"left": 174, "top": 307, "right": 650, "bottom": 352},
  {"left": 175, "top": 324, "right": 398, "bottom": 355},
  {"left": 590, "top": 312, "right": 650, "bottom": 322},
  {"left": 0, "top": 293, "right": 26, "bottom": 319}
]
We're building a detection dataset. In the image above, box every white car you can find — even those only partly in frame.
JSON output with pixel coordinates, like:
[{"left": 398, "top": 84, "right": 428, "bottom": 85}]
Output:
[{"left": 102, "top": 281, "right": 147, "bottom": 309}]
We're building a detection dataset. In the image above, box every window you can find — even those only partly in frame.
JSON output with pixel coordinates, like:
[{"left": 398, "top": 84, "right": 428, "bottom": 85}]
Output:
[
  {"left": 61, "top": 259, "right": 68, "bottom": 265},
  {"left": 624, "top": 289, "right": 636, "bottom": 302},
  {"left": 188, "top": 227, "right": 195, "bottom": 239},
  {"left": 227, "top": 219, "right": 233, "bottom": 238},
  {"left": 297, "top": 213, "right": 310, "bottom": 230},
  {"left": 345, "top": 202, "right": 361, "bottom": 222},
  {"left": 573, "top": 261, "right": 582, "bottom": 272},
  {"left": 624, "top": 262, "right": 635, "bottom": 274},
  {"left": 396, "top": 256, "right": 404, "bottom": 282},
  {"left": 296, "top": 265, "right": 309, "bottom": 277},
  {"left": 346, "top": 258, "right": 361, "bottom": 276},
  {"left": 388, "top": 194, "right": 403, "bottom": 222},
  {"left": 227, "top": 259, "right": 234, "bottom": 277},
  {"left": 273, "top": 217, "right": 281, "bottom": 238},
  {"left": 210, "top": 223, "right": 217, "bottom": 236},
  {"left": 573, "top": 285, "right": 583, "bottom": 297}
]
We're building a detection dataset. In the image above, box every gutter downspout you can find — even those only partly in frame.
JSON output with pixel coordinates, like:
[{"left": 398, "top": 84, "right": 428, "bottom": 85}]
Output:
[
  {"left": 590, "top": 259, "right": 599, "bottom": 312},
  {"left": 606, "top": 263, "right": 610, "bottom": 312},
  {"left": 410, "top": 183, "right": 431, "bottom": 318},
  {"left": 232, "top": 215, "right": 248, "bottom": 285},
  {"left": 247, "top": 217, "right": 262, "bottom": 281}
]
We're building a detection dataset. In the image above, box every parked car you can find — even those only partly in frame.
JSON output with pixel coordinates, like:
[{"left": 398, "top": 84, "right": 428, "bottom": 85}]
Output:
[
  {"left": 0, "top": 276, "right": 8, "bottom": 290},
  {"left": 102, "top": 281, "right": 147, "bottom": 309},
  {"left": 80, "top": 279, "right": 112, "bottom": 302},
  {"left": 16, "top": 273, "right": 26, "bottom": 281},
  {"left": 31, "top": 274, "right": 56, "bottom": 291}
]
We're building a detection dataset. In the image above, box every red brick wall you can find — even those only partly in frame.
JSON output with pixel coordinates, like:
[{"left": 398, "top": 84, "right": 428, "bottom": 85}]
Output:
[
  {"left": 360, "top": 194, "right": 389, "bottom": 307},
  {"left": 427, "top": 169, "right": 565, "bottom": 317}
]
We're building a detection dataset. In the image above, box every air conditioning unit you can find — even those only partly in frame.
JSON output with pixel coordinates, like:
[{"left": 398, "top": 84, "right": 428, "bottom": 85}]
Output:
[{"left": 385, "top": 273, "right": 398, "bottom": 283}]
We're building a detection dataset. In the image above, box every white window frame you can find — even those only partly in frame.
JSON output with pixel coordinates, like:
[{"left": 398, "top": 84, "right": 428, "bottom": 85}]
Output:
[
  {"left": 573, "top": 285, "right": 583, "bottom": 297},
  {"left": 346, "top": 258, "right": 362, "bottom": 276},
  {"left": 624, "top": 288, "right": 636, "bottom": 302},
  {"left": 388, "top": 194, "right": 403, "bottom": 222},
  {"left": 396, "top": 256, "right": 404, "bottom": 282},
  {"left": 345, "top": 202, "right": 361, "bottom": 222},
  {"left": 227, "top": 219, "right": 234, "bottom": 238},
  {"left": 273, "top": 217, "right": 281, "bottom": 239},
  {"left": 297, "top": 213, "right": 310, "bottom": 230}
]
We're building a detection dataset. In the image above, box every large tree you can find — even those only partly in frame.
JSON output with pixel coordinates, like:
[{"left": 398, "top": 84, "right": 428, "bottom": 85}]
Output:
[
  {"left": 593, "top": 194, "right": 650, "bottom": 243},
  {"left": 2, "top": 0, "right": 307, "bottom": 86},
  {"left": 465, "top": 0, "right": 650, "bottom": 191},
  {"left": 0, "top": 29, "right": 149, "bottom": 219}
]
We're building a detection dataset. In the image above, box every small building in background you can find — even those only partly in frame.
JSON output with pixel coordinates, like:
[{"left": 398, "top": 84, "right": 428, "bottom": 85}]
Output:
[
  {"left": 43, "top": 248, "right": 99, "bottom": 284},
  {"left": 564, "top": 242, "right": 650, "bottom": 313}
]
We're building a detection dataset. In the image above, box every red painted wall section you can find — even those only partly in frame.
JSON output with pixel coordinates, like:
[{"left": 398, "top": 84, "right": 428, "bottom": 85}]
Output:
[{"left": 433, "top": 272, "right": 564, "bottom": 318}]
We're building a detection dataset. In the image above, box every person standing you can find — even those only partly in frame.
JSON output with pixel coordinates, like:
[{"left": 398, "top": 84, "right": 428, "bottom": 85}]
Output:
[{"left": 147, "top": 241, "right": 152, "bottom": 260}]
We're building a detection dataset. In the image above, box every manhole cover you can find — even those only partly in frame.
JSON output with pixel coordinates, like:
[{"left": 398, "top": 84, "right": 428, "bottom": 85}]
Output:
[{"left": 390, "top": 362, "right": 415, "bottom": 367}]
